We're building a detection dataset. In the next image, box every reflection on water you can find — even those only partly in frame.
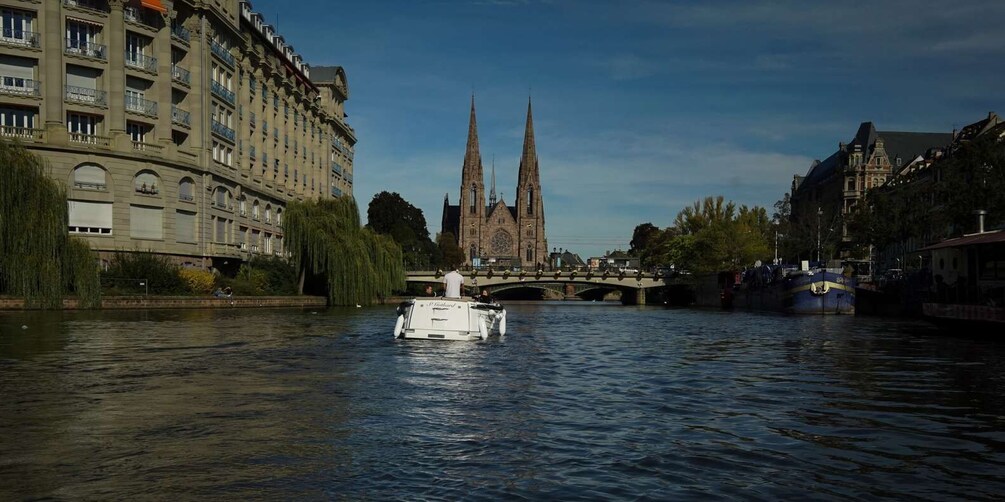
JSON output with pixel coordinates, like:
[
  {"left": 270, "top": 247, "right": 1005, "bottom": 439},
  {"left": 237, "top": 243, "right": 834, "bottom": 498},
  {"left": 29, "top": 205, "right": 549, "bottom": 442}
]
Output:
[{"left": 1, "top": 304, "right": 1004, "bottom": 499}]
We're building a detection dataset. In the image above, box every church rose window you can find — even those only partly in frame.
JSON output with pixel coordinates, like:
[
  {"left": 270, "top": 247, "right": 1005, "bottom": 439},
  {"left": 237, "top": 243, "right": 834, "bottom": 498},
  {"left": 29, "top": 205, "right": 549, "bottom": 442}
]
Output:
[{"left": 491, "top": 230, "right": 513, "bottom": 255}]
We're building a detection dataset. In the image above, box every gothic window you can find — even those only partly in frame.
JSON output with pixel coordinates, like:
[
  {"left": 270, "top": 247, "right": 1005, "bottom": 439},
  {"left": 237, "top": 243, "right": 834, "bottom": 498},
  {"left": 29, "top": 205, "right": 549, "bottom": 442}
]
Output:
[
  {"left": 469, "top": 244, "right": 476, "bottom": 260},
  {"left": 490, "top": 230, "right": 513, "bottom": 255},
  {"left": 469, "top": 185, "right": 477, "bottom": 214},
  {"left": 526, "top": 188, "right": 534, "bottom": 215},
  {"left": 526, "top": 246, "right": 533, "bottom": 262}
]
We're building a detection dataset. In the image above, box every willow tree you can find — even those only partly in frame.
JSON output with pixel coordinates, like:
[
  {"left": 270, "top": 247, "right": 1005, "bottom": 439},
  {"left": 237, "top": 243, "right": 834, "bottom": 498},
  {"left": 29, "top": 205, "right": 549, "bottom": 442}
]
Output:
[
  {"left": 284, "top": 197, "right": 405, "bottom": 306},
  {"left": 0, "top": 141, "right": 100, "bottom": 308}
]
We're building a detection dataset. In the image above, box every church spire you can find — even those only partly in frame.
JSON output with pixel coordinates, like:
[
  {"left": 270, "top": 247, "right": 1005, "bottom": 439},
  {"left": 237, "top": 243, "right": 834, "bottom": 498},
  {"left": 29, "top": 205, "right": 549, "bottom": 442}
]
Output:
[
  {"left": 489, "top": 154, "right": 497, "bottom": 206},
  {"left": 462, "top": 94, "right": 483, "bottom": 181},
  {"left": 517, "top": 96, "right": 538, "bottom": 185}
]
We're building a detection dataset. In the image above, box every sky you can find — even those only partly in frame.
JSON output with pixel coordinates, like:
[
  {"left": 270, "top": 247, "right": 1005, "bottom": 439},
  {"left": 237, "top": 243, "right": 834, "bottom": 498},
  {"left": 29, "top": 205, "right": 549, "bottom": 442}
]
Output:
[{"left": 252, "top": 0, "right": 1005, "bottom": 259}]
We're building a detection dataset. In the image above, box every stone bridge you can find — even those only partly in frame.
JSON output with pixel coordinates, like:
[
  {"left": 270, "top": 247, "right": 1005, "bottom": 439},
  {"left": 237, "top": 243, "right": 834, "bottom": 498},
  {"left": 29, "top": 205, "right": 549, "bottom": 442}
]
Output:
[{"left": 405, "top": 270, "right": 668, "bottom": 305}]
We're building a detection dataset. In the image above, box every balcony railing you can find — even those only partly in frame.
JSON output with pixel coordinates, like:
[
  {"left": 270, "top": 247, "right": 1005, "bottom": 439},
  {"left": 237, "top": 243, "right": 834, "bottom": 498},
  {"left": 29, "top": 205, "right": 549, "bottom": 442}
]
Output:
[
  {"left": 69, "top": 132, "right": 110, "bottom": 147},
  {"left": 132, "top": 141, "right": 164, "bottom": 154},
  {"left": 171, "top": 105, "right": 191, "bottom": 127},
  {"left": 210, "top": 41, "right": 235, "bottom": 67},
  {"left": 0, "top": 78, "right": 40, "bottom": 97},
  {"left": 211, "top": 119, "right": 235, "bottom": 142},
  {"left": 63, "top": 0, "right": 110, "bottom": 14},
  {"left": 1, "top": 126, "right": 43, "bottom": 142},
  {"left": 210, "top": 80, "right": 235, "bottom": 105},
  {"left": 1, "top": 28, "right": 41, "bottom": 48},
  {"left": 125, "top": 51, "right": 158, "bottom": 72},
  {"left": 125, "top": 94, "right": 158, "bottom": 116},
  {"left": 171, "top": 64, "right": 191, "bottom": 85},
  {"left": 65, "top": 39, "right": 107, "bottom": 60},
  {"left": 171, "top": 24, "right": 190, "bottom": 44},
  {"left": 179, "top": 193, "right": 195, "bottom": 202},
  {"left": 65, "top": 85, "right": 107, "bottom": 106},
  {"left": 332, "top": 163, "right": 343, "bottom": 176},
  {"left": 331, "top": 186, "right": 343, "bottom": 197},
  {"left": 74, "top": 181, "right": 107, "bottom": 191}
]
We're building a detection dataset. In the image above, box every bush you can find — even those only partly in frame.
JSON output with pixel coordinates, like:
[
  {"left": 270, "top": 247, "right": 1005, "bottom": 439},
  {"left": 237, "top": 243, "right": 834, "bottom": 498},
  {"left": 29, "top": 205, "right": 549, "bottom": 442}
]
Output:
[
  {"left": 179, "top": 268, "right": 215, "bottom": 294},
  {"left": 102, "top": 251, "right": 185, "bottom": 295},
  {"left": 246, "top": 256, "right": 299, "bottom": 295}
]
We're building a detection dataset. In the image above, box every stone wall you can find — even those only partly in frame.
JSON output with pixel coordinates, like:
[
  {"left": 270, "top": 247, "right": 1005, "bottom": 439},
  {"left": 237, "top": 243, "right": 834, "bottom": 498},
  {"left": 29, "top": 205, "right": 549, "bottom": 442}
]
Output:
[{"left": 0, "top": 296, "right": 328, "bottom": 310}]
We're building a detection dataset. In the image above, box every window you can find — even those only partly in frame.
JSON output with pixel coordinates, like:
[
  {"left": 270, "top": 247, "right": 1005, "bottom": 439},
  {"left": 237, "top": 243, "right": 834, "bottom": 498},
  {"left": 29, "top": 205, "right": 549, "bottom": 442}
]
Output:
[
  {"left": 469, "top": 185, "right": 477, "bottom": 214},
  {"left": 73, "top": 164, "right": 106, "bottom": 190},
  {"left": 265, "top": 204, "right": 272, "bottom": 224},
  {"left": 212, "top": 140, "right": 233, "bottom": 166},
  {"left": 0, "top": 55, "right": 35, "bottom": 95},
  {"left": 134, "top": 171, "right": 159, "bottom": 194},
  {"left": 2, "top": 8, "right": 35, "bottom": 46},
  {"left": 65, "top": 21, "right": 100, "bottom": 56},
  {"left": 526, "top": 188, "right": 534, "bottom": 215},
  {"left": 176, "top": 210, "right": 197, "bottom": 243},
  {"left": 127, "top": 122, "right": 147, "bottom": 143},
  {"left": 526, "top": 246, "right": 533, "bottom": 262},
  {"left": 238, "top": 196, "right": 247, "bottom": 216},
  {"left": 846, "top": 177, "right": 855, "bottom": 191},
  {"left": 67, "top": 112, "right": 98, "bottom": 142},
  {"left": 0, "top": 106, "right": 35, "bottom": 136},
  {"left": 125, "top": 32, "right": 151, "bottom": 69},
  {"left": 252, "top": 200, "right": 260, "bottom": 220},
  {"left": 213, "top": 187, "right": 231, "bottom": 209},
  {"left": 130, "top": 205, "right": 163, "bottom": 240},
  {"left": 179, "top": 178, "right": 195, "bottom": 201},
  {"left": 68, "top": 201, "right": 112, "bottom": 235}
]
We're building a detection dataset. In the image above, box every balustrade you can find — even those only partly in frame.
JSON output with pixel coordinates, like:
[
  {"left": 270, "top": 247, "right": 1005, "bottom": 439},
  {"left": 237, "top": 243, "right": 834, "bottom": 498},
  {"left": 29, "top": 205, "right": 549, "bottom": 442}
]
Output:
[
  {"left": 65, "top": 85, "right": 107, "bottom": 106},
  {"left": 65, "top": 38, "right": 107, "bottom": 60}
]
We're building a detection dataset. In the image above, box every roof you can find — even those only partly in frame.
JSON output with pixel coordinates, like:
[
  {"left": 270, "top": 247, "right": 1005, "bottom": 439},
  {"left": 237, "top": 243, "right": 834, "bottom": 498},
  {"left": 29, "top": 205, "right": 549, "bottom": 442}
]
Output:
[
  {"left": 309, "top": 65, "right": 343, "bottom": 83},
  {"left": 441, "top": 202, "right": 459, "bottom": 239},
  {"left": 919, "top": 230, "right": 1005, "bottom": 251},
  {"left": 878, "top": 131, "right": 952, "bottom": 164}
]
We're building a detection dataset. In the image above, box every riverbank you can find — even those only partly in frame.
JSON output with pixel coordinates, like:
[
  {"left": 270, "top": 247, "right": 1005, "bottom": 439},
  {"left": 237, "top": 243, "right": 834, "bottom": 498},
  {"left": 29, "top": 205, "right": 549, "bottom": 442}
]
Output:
[{"left": 0, "top": 295, "right": 328, "bottom": 311}]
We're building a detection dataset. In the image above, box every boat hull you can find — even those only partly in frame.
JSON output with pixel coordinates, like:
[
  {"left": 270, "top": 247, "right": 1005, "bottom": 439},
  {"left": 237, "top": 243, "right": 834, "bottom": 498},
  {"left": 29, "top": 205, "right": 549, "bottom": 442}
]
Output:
[
  {"left": 784, "top": 271, "right": 856, "bottom": 315},
  {"left": 394, "top": 298, "right": 506, "bottom": 341}
]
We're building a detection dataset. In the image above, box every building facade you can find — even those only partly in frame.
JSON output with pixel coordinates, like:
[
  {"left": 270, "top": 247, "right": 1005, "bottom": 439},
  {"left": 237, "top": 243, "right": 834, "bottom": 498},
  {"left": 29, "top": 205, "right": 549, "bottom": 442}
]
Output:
[
  {"left": 441, "top": 97, "right": 547, "bottom": 269},
  {"left": 0, "top": 0, "right": 355, "bottom": 271},
  {"left": 790, "top": 121, "right": 952, "bottom": 260}
]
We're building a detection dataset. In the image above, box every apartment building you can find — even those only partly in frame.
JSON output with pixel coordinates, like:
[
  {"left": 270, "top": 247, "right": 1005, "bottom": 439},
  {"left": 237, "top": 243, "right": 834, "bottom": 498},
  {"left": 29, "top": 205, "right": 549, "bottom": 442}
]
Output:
[{"left": 0, "top": 0, "right": 356, "bottom": 271}]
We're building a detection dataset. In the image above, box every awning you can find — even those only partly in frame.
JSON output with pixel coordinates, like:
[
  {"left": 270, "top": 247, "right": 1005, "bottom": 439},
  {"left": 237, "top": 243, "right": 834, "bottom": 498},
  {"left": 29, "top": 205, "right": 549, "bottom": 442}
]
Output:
[
  {"left": 141, "top": 0, "right": 168, "bottom": 13},
  {"left": 919, "top": 230, "right": 1005, "bottom": 251}
]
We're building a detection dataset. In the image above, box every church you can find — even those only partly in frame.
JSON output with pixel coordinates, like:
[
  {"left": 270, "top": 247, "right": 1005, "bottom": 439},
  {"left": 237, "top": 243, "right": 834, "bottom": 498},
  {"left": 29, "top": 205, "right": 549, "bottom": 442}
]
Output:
[{"left": 441, "top": 97, "right": 548, "bottom": 269}]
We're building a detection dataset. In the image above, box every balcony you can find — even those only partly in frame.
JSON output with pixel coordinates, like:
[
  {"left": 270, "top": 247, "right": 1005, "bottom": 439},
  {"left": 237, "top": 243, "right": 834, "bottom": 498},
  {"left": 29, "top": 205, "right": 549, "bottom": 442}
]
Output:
[
  {"left": 210, "top": 41, "right": 235, "bottom": 67},
  {"left": 69, "top": 132, "right": 110, "bottom": 147},
  {"left": 211, "top": 119, "right": 235, "bottom": 142},
  {"left": 331, "top": 186, "right": 342, "bottom": 197},
  {"left": 125, "top": 51, "right": 158, "bottom": 73},
  {"left": 171, "top": 64, "right": 191, "bottom": 86},
  {"left": 65, "top": 39, "right": 107, "bottom": 60},
  {"left": 171, "top": 105, "right": 190, "bottom": 127},
  {"left": 179, "top": 193, "right": 195, "bottom": 202},
  {"left": 249, "top": 112, "right": 256, "bottom": 128},
  {"left": 132, "top": 141, "right": 163, "bottom": 154},
  {"left": 1, "top": 125, "right": 43, "bottom": 142},
  {"left": 210, "top": 80, "right": 235, "bottom": 105},
  {"left": 63, "top": 0, "right": 110, "bottom": 14},
  {"left": 65, "top": 85, "right": 107, "bottom": 106},
  {"left": 125, "top": 94, "right": 158, "bottom": 117},
  {"left": 0, "top": 78, "right": 41, "bottom": 98},
  {"left": 171, "top": 24, "right": 190, "bottom": 44},
  {"left": 1, "top": 28, "right": 41, "bottom": 49}
]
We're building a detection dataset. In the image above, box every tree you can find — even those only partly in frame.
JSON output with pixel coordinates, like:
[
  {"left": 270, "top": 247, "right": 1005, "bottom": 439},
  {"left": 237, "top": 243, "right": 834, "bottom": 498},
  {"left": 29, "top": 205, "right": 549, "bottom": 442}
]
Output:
[
  {"left": 366, "top": 191, "right": 435, "bottom": 270},
  {"left": 285, "top": 196, "right": 405, "bottom": 306},
  {"left": 630, "top": 223, "right": 660, "bottom": 258},
  {"left": 0, "top": 141, "right": 99, "bottom": 308},
  {"left": 660, "top": 195, "right": 773, "bottom": 273},
  {"left": 436, "top": 232, "right": 465, "bottom": 269}
]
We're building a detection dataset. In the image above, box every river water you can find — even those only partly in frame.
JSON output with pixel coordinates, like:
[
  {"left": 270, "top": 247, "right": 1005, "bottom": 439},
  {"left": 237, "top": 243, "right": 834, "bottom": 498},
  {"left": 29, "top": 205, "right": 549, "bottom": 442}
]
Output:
[{"left": 1, "top": 304, "right": 1003, "bottom": 500}]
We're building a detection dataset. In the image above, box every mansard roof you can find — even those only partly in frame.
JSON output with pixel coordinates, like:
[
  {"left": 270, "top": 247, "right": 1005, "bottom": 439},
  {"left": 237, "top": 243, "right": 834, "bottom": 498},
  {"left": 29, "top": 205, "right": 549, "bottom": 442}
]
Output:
[{"left": 878, "top": 131, "right": 952, "bottom": 164}]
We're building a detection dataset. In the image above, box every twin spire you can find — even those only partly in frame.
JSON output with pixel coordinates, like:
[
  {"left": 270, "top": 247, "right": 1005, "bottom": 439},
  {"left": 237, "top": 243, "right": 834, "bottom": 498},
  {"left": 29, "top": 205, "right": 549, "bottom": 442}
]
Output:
[{"left": 462, "top": 95, "right": 538, "bottom": 205}]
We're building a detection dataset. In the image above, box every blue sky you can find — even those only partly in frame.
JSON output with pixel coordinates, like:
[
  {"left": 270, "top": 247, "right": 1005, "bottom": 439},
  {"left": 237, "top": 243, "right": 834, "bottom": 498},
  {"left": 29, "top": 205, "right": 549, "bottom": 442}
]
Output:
[{"left": 253, "top": 0, "right": 1004, "bottom": 259}]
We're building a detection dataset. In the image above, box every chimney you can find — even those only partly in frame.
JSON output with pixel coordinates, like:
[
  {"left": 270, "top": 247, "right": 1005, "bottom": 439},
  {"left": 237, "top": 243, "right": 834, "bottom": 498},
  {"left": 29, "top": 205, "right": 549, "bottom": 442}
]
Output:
[{"left": 974, "top": 210, "right": 988, "bottom": 233}]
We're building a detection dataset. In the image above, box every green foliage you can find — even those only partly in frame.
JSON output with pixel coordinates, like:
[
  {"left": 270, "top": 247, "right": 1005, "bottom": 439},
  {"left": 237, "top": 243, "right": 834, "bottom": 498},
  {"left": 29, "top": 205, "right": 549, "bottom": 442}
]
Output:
[
  {"left": 436, "top": 232, "right": 465, "bottom": 269},
  {"left": 244, "top": 256, "right": 299, "bottom": 295},
  {"left": 366, "top": 191, "right": 436, "bottom": 270},
  {"left": 630, "top": 223, "right": 660, "bottom": 263},
  {"left": 101, "top": 251, "right": 185, "bottom": 295},
  {"left": 285, "top": 197, "right": 405, "bottom": 306},
  {"left": 0, "top": 141, "right": 100, "bottom": 308},
  {"left": 179, "top": 268, "right": 216, "bottom": 294},
  {"left": 634, "top": 195, "right": 773, "bottom": 273}
]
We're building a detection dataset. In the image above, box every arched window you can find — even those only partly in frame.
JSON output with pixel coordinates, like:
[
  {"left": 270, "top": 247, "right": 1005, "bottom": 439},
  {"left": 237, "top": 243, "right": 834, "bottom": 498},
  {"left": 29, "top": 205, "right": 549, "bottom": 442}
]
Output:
[
  {"left": 526, "top": 245, "right": 533, "bottom": 262},
  {"left": 178, "top": 178, "right": 195, "bottom": 201},
  {"left": 213, "top": 187, "right": 231, "bottom": 209},
  {"left": 134, "top": 171, "right": 160, "bottom": 195},
  {"left": 265, "top": 204, "right": 272, "bottom": 224},
  {"left": 252, "top": 200, "right": 260, "bottom": 220},
  {"left": 469, "top": 244, "right": 477, "bottom": 260},
  {"left": 276, "top": 208, "right": 282, "bottom": 226},
  {"left": 239, "top": 195, "right": 247, "bottom": 216},
  {"left": 526, "top": 188, "right": 534, "bottom": 215},
  {"left": 73, "top": 163, "right": 107, "bottom": 190},
  {"left": 469, "top": 185, "right": 477, "bottom": 214}
]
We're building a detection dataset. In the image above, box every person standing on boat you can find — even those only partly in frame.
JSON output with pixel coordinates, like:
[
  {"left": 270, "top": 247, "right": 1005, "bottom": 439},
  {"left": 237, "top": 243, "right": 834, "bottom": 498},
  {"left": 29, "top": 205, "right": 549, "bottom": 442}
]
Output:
[{"left": 443, "top": 267, "right": 465, "bottom": 298}]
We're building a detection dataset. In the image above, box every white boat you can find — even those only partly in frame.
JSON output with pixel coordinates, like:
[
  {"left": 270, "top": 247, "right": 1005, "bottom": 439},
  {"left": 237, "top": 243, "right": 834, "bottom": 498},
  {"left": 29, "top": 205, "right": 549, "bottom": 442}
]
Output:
[{"left": 393, "top": 297, "right": 506, "bottom": 341}]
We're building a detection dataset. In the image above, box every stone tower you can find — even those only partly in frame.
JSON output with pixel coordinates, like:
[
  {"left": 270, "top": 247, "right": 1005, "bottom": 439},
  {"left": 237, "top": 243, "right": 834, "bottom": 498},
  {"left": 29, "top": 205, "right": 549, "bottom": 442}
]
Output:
[
  {"left": 514, "top": 98, "right": 548, "bottom": 268},
  {"left": 457, "top": 96, "right": 486, "bottom": 261}
]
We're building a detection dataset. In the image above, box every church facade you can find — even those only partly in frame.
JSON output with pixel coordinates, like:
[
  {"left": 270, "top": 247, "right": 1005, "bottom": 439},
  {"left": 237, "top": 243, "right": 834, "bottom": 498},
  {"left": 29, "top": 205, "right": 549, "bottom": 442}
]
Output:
[{"left": 441, "top": 98, "right": 547, "bottom": 269}]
